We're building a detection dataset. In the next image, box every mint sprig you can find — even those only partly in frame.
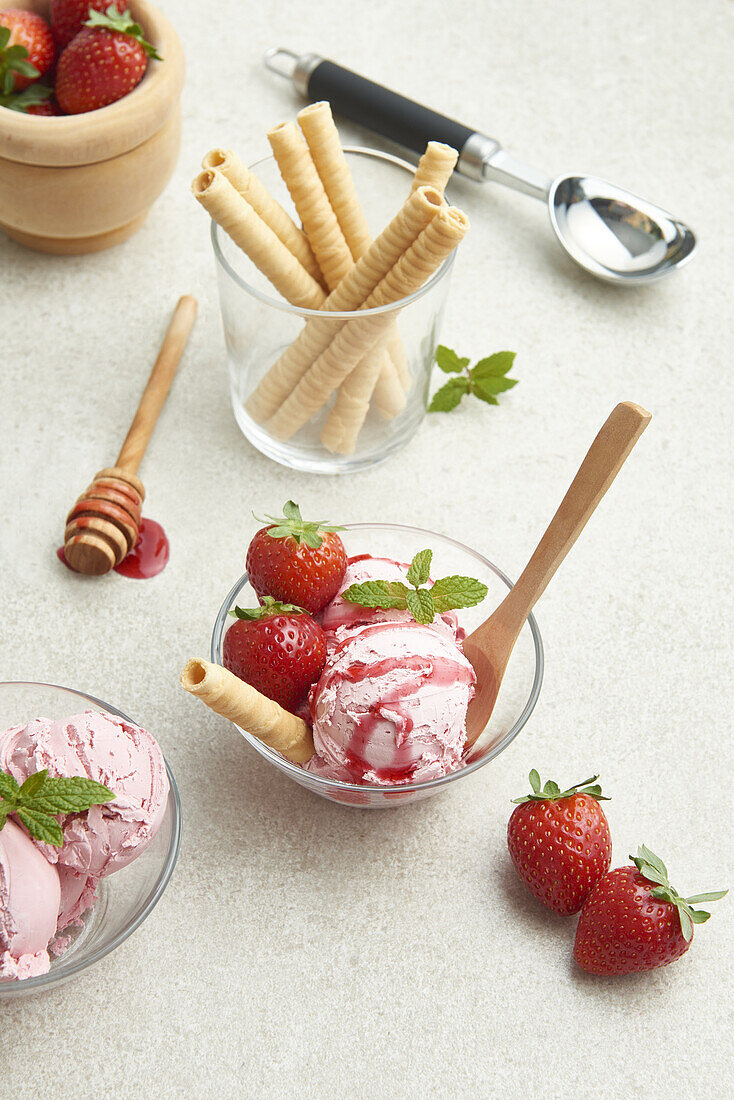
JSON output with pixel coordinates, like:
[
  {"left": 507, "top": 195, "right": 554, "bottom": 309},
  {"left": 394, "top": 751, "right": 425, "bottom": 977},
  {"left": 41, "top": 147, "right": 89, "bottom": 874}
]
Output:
[
  {"left": 229, "top": 595, "right": 306, "bottom": 620},
  {"left": 429, "top": 346, "right": 518, "bottom": 412},
  {"left": 254, "top": 500, "right": 344, "bottom": 550},
  {"left": 511, "top": 770, "right": 610, "bottom": 805},
  {"left": 0, "top": 25, "right": 41, "bottom": 96},
  {"left": 85, "top": 5, "right": 162, "bottom": 59},
  {"left": 0, "top": 769, "right": 115, "bottom": 848},
  {"left": 342, "top": 549, "right": 487, "bottom": 625},
  {"left": 630, "top": 845, "right": 728, "bottom": 943}
]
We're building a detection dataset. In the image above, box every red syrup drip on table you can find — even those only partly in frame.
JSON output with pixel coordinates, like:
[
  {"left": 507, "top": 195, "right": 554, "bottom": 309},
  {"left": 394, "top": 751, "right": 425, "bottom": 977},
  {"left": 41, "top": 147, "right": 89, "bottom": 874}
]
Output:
[
  {"left": 114, "top": 518, "right": 169, "bottom": 579},
  {"left": 57, "top": 519, "right": 169, "bottom": 579}
]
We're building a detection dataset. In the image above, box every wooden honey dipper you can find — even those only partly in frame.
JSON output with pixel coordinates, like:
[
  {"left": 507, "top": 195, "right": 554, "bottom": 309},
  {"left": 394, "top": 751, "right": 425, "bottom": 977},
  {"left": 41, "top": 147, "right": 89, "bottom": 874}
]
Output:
[{"left": 64, "top": 295, "right": 198, "bottom": 575}]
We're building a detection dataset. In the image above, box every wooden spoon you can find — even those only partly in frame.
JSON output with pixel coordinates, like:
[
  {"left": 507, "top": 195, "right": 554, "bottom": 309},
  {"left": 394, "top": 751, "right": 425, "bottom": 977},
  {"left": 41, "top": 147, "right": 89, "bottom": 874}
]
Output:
[
  {"left": 64, "top": 295, "right": 197, "bottom": 575},
  {"left": 463, "top": 401, "right": 651, "bottom": 748}
]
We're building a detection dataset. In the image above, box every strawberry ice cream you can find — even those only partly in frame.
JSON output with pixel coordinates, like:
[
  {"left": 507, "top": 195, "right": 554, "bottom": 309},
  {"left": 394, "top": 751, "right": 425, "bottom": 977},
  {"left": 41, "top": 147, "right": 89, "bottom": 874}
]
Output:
[
  {"left": 0, "top": 820, "right": 61, "bottom": 981},
  {"left": 308, "top": 620, "right": 476, "bottom": 784},
  {"left": 0, "top": 711, "right": 169, "bottom": 881},
  {"left": 320, "top": 556, "right": 461, "bottom": 642}
]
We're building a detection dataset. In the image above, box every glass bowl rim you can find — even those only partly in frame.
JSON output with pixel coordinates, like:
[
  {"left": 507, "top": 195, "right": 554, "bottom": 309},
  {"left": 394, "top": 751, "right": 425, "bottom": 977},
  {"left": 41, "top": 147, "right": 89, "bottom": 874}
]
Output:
[
  {"left": 210, "top": 522, "right": 544, "bottom": 795},
  {"left": 210, "top": 145, "right": 458, "bottom": 320},
  {"left": 0, "top": 680, "right": 182, "bottom": 995}
]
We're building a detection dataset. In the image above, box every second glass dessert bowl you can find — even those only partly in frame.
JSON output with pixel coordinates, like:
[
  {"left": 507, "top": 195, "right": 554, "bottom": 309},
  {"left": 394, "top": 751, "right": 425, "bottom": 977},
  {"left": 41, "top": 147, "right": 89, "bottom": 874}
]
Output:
[
  {"left": 0, "top": 682, "right": 181, "bottom": 998},
  {"left": 211, "top": 524, "right": 543, "bottom": 808}
]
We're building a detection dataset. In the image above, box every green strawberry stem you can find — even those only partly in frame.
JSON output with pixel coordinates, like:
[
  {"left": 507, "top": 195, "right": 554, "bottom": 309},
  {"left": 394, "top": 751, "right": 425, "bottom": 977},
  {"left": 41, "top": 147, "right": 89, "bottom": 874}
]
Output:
[
  {"left": 253, "top": 500, "right": 344, "bottom": 550},
  {"left": 511, "top": 769, "right": 611, "bottom": 804},
  {"left": 85, "top": 6, "right": 162, "bottom": 59},
  {"left": 229, "top": 595, "right": 307, "bottom": 620},
  {"left": 0, "top": 28, "right": 40, "bottom": 97},
  {"left": 630, "top": 845, "right": 727, "bottom": 942}
]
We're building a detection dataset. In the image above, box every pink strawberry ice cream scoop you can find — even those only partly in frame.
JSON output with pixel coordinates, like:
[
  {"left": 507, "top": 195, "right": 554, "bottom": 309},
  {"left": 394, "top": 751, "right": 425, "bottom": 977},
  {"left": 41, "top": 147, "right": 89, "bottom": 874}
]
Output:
[
  {"left": 309, "top": 620, "right": 476, "bottom": 785},
  {"left": 0, "top": 820, "right": 61, "bottom": 981},
  {"left": 320, "top": 556, "right": 461, "bottom": 642},
  {"left": 0, "top": 711, "right": 169, "bottom": 880}
]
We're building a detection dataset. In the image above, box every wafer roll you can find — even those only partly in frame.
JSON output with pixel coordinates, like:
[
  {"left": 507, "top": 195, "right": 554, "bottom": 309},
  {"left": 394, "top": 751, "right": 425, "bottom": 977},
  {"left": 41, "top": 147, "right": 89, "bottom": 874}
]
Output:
[
  {"left": 268, "top": 205, "right": 469, "bottom": 441},
  {"left": 180, "top": 659, "right": 314, "bottom": 764},
  {"left": 246, "top": 186, "right": 443, "bottom": 423},
  {"left": 192, "top": 169, "right": 326, "bottom": 311},
  {"left": 411, "top": 141, "right": 459, "bottom": 195},
  {"left": 202, "top": 148, "right": 325, "bottom": 288},
  {"left": 268, "top": 121, "right": 353, "bottom": 291},
  {"left": 298, "top": 101, "right": 373, "bottom": 262}
]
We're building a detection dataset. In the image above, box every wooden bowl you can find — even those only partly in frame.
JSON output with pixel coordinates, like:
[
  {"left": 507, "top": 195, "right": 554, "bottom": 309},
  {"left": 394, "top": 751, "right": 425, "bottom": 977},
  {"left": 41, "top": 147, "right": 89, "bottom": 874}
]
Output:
[{"left": 0, "top": 0, "right": 184, "bottom": 254}]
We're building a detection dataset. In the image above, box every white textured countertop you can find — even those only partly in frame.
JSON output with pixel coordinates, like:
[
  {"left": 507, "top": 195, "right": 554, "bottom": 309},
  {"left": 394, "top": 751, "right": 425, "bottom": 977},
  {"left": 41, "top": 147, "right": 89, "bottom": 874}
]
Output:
[{"left": 2, "top": 0, "right": 733, "bottom": 1095}]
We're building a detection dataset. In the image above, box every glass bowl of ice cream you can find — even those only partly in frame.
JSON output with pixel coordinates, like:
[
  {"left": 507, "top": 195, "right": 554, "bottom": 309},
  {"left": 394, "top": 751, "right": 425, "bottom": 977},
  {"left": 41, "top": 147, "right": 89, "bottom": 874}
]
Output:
[
  {"left": 210, "top": 524, "right": 543, "bottom": 808},
  {"left": 0, "top": 682, "right": 181, "bottom": 995}
]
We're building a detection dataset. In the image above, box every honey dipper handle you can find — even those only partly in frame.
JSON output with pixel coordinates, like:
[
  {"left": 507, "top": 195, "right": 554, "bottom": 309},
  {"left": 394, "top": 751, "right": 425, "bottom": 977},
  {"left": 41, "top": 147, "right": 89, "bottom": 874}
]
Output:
[{"left": 116, "top": 295, "right": 198, "bottom": 474}]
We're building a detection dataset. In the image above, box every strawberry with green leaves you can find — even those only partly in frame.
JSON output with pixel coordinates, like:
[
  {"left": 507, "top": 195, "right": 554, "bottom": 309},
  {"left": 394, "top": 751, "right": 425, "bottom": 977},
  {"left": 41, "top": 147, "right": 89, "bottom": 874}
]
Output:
[
  {"left": 223, "top": 597, "right": 327, "bottom": 712},
  {"left": 507, "top": 770, "right": 612, "bottom": 916},
  {"left": 574, "top": 846, "right": 727, "bottom": 975},
  {"left": 429, "top": 345, "right": 518, "bottom": 413},
  {"left": 55, "top": 5, "right": 160, "bottom": 115},
  {"left": 0, "top": 9, "right": 55, "bottom": 94},
  {"left": 246, "top": 501, "right": 347, "bottom": 615},
  {"left": 50, "top": 0, "right": 126, "bottom": 48}
]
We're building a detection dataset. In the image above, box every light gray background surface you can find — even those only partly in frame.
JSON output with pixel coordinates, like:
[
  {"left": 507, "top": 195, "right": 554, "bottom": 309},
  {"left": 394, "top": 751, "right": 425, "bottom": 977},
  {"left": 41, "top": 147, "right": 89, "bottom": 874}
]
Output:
[{"left": 2, "top": 0, "right": 733, "bottom": 1096}]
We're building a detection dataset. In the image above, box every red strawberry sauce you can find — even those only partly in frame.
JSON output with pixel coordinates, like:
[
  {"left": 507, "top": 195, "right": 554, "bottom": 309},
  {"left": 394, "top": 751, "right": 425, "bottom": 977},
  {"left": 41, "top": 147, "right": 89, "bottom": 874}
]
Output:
[{"left": 57, "top": 518, "right": 169, "bottom": 579}]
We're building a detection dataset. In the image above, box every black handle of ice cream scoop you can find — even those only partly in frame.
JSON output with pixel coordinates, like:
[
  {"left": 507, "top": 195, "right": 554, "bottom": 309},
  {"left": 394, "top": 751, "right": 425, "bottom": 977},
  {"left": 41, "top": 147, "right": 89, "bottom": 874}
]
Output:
[{"left": 307, "top": 60, "right": 476, "bottom": 159}]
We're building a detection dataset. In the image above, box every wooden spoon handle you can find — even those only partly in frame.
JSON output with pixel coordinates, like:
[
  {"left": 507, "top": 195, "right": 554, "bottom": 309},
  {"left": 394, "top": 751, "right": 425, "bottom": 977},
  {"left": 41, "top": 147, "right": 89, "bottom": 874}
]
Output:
[
  {"left": 503, "top": 401, "right": 651, "bottom": 624},
  {"left": 116, "top": 295, "right": 198, "bottom": 474}
]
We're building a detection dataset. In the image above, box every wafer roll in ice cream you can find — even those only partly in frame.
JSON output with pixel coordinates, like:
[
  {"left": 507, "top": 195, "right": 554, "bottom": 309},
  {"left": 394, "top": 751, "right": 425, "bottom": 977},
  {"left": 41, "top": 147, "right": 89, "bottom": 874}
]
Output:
[
  {"left": 202, "top": 147, "right": 325, "bottom": 288},
  {"left": 245, "top": 186, "right": 444, "bottom": 424},
  {"left": 192, "top": 169, "right": 326, "bottom": 310},
  {"left": 268, "top": 121, "right": 353, "bottom": 291},
  {"left": 181, "top": 659, "right": 315, "bottom": 764},
  {"left": 268, "top": 204, "right": 468, "bottom": 447},
  {"left": 411, "top": 141, "right": 459, "bottom": 195}
]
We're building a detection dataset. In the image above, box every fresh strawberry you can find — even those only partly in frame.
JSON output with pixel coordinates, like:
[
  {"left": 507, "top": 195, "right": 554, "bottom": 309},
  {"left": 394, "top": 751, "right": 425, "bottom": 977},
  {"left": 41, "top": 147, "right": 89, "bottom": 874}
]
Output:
[
  {"left": 223, "top": 597, "right": 327, "bottom": 712},
  {"left": 507, "top": 770, "right": 612, "bottom": 916},
  {"left": 246, "top": 501, "right": 347, "bottom": 615},
  {"left": 0, "top": 9, "right": 55, "bottom": 93},
  {"left": 50, "top": 0, "right": 125, "bottom": 48},
  {"left": 55, "top": 5, "right": 160, "bottom": 115},
  {"left": 574, "top": 845, "right": 727, "bottom": 975}
]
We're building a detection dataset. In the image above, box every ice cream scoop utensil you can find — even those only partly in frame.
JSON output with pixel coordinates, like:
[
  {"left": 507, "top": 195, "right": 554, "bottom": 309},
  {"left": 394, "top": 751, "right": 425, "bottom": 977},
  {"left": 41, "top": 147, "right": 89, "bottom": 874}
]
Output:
[
  {"left": 63, "top": 295, "right": 197, "bottom": 576},
  {"left": 463, "top": 402, "right": 651, "bottom": 748},
  {"left": 265, "top": 49, "right": 696, "bottom": 285}
]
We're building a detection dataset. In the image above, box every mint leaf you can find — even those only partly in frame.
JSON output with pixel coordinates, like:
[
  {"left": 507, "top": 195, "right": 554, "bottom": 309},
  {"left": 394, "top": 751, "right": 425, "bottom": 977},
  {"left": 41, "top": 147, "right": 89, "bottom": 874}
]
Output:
[
  {"left": 25, "top": 777, "right": 115, "bottom": 816},
  {"left": 0, "top": 770, "right": 19, "bottom": 801},
  {"left": 435, "top": 345, "right": 470, "bottom": 374},
  {"left": 18, "top": 770, "right": 48, "bottom": 801},
  {"left": 406, "top": 549, "right": 432, "bottom": 587},
  {"left": 0, "top": 806, "right": 7, "bottom": 832},
  {"left": 473, "top": 387, "right": 498, "bottom": 406},
  {"left": 406, "top": 588, "right": 435, "bottom": 624},
  {"left": 428, "top": 377, "right": 470, "bottom": 412},
  {"left": 471, "top": 352, "right": 516, "bottom": 378},
  {"left": 430, "top": 575, "right": 488, "bottom": 612},
  {"left": 15, "top": 808, "right": 64, "bottom": 848},
  {"left": 473, "top": 375, "right": 518, "bottom": 397},
  {"left": 342, "top": 580, "right": 407, "bottom": 610}
]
